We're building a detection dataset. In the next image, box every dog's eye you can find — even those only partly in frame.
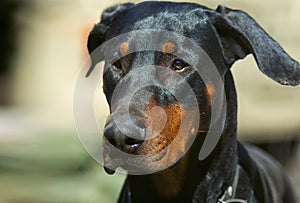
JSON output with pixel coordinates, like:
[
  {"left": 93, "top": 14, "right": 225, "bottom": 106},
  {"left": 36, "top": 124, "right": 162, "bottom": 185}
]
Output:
[
  {"left": 171, "top": 59, "right": 188, "bottom": 72},
  {"left": 112, "top": 60, "right": 122, "bottom": 70}
]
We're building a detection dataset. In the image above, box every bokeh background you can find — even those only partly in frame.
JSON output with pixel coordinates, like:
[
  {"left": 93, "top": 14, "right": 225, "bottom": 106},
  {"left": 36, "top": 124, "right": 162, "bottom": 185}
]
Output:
[{"left": 0, "top": 0, "right": 299, "bottom": 202}]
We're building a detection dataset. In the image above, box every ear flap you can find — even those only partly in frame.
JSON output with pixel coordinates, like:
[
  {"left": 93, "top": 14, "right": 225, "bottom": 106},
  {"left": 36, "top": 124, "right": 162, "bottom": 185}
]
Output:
[
  {"left": 86, "top": 3, "right": 134, "bottom": 77},
  {"left": 212, "top": 5, "right": 300, "bottom": 86}
]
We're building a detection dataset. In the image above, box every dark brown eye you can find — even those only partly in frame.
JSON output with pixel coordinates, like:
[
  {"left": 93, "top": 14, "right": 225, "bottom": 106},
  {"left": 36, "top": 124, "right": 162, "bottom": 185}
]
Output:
[
  {"left": 171, "top": 59, "right": 188, "bottom": 72},
  {"left": 113, "top": 60, "right": 122, "bottom": 70}
]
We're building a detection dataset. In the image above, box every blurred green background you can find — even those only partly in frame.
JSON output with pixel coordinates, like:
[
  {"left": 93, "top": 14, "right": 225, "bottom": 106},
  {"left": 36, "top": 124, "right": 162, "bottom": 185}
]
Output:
[{"left": 0, "top": 0, "right": 299, "bottom": 202}]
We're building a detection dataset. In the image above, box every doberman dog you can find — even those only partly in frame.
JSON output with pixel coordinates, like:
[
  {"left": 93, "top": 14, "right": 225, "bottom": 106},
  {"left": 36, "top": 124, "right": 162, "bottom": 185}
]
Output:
[{"left": 86, "top": 2, "right": 299, "bottom": 203}]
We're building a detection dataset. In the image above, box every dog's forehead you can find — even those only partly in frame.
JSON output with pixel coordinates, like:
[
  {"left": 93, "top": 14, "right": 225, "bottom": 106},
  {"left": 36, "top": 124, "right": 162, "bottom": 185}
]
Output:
[
  {"left": 104, "top": 2, "right": 219, "bottom": 60},
  {"left": 108, "top": 2, "right": 213, "bottom": 38},
  {"left": 131, "top": 9, "right": 208, "bottom": 34},
  {"left": 101, "top": 2, "right": 227, "bottom": 74}
]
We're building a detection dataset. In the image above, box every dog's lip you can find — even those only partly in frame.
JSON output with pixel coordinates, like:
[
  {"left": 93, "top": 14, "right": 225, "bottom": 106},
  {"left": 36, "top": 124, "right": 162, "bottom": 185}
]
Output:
[
  {"left": 104, "top": 166, "right": 116, "bottom": 175},
  {"left": 103, "top": 156, "right": 122, "bottom": 175},
  {"left": 124, "top": 148, "right": 168, "bottom": 168},
  {"left": 152, "top": 147, "right": 168, "bottom": 162},
  {"left": 103, "top": 148, "right": 169, "bottom": 174},
  {"left": 103, "top": 138, "right": 171, "bottom": 174},
  {"left": 103, "top": 148, "right": 120, "bottom": 175}
]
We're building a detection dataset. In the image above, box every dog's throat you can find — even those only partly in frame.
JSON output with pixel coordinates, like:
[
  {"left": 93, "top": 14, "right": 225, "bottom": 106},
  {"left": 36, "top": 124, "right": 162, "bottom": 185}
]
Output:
[{"left": 150, "top": 154, "right": 190, "bottom": 199}]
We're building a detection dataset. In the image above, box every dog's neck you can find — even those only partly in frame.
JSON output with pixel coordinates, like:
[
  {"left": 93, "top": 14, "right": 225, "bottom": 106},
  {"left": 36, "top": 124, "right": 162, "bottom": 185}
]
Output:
[
  {"left": 127, "top": 72, "right": 238, "bottom": 203},
  {"left": 127, "top": 131, "right": 237, "bottom": 203}
]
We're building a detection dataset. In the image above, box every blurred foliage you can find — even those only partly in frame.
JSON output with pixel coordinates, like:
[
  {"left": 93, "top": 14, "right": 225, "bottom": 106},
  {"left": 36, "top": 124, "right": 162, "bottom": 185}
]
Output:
[{"left": 0, "top": 132, "right": 125, "bottom": 203}]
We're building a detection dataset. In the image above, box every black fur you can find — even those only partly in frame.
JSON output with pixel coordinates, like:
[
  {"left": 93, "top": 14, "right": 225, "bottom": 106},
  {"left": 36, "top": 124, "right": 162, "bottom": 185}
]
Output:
[{"left": 87, "top": 2, "right": 299, "bottom": 203}]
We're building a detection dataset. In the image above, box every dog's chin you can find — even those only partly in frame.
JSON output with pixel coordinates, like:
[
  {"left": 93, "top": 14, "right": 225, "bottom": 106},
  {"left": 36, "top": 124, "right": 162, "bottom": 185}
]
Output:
[{"left": 103, "top": 146, "right": 182, "bottom": 175}]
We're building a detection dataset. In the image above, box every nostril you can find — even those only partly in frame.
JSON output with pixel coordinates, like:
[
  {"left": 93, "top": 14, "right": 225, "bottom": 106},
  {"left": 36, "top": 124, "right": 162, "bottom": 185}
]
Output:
[
  {"left": 124, "top": 137, "right": 143, "bottom": 147},
  {"left": 103, "top": 123, "right": 118, "bottom": 146},
  {"left": 106, "top": 136, "right": 117, "bottom": 146}
]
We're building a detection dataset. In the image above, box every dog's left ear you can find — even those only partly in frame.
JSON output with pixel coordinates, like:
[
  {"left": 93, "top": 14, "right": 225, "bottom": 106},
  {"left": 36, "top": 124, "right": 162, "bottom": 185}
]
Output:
[
  {"left": 210, "top": 5, "right": 300, "bottom": 86},
  {"left": 86, "top": 3, "right": 134, "bottom": 77}
]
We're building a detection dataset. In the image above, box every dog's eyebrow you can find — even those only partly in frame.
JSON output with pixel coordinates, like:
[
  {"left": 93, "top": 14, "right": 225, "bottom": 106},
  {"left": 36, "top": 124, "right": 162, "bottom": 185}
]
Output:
[
  {"left": 162, "top": 41, "right": 176, "bottom": 53},
  {"left": 119, "top": 42, "right": 129, "bottom": 57}
]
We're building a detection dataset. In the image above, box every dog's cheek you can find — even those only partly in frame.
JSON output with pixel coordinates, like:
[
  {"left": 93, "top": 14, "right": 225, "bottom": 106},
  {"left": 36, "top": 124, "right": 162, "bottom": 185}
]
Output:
[
  {"left": 161, "top": 102, "right": 182, "bottom": 145},
  {"left": 205, "top": 81, "right": 216, "bottom": 106},
  {"left": 153, "top": 102, "right": 182, "bottom": 153},
  {"left": 140, "top": 97, "right": 198, "bottom": 158},
  {"left": 148, "top": 102, "right": 197, "bottom": 157},
  {"left": 165, "top": 108, "right": 198, "bottom": 160},
  {"left": 137, "top": 100, "right": 182, "bottom": 155}
]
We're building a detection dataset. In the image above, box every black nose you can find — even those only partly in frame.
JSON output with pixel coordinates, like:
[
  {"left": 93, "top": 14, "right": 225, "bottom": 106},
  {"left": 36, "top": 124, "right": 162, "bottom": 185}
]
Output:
[{"left": 103, "top": 118, "right": 145, "bottom": 152}]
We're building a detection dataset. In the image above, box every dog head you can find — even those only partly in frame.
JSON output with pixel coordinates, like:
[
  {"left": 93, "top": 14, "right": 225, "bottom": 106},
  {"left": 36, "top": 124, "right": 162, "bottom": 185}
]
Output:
[{"left": 86, "top": 2, "right": 300, "bottom": 175}]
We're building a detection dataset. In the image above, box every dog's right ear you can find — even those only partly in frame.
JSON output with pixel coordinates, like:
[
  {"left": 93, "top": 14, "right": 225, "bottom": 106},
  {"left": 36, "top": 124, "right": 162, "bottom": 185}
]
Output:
[{"left": 86, "top": 3, "right": 134, "bottom": 77}]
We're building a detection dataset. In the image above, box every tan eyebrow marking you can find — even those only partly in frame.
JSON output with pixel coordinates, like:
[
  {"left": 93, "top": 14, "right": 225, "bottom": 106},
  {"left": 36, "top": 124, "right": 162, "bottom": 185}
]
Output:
[
  {"left": 162, "top": 41, "right": 176, "bottom": 53},
  {"left": 205, "top": 81, "right": 216, "bottom": 105},
  {"left": 119, "top": 42, "right": 129, "bottom": 57}
]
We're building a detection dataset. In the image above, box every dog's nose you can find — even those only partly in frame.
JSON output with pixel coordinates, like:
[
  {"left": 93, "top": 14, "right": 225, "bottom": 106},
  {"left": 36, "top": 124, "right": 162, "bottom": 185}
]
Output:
[{"left": 103, "top": 118, "right": 145, "bottom": 152}]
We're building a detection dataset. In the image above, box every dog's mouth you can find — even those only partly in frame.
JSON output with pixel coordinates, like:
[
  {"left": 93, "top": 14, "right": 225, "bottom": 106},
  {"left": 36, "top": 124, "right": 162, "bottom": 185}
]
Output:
[
  {"left": 102, "top": 130, "right": 171, "bottom": 172},
  {"left": 103, "top": 143, "right": 169, "bottom": 175},
  {"left": 102, "top": 125, "right": 197, "bottom": 175},
  {"left": 102, "top": 104, "right": 199, "bottom": 175}
]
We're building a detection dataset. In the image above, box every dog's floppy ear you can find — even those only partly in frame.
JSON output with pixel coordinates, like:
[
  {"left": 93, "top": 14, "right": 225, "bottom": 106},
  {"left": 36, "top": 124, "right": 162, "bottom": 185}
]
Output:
[
  {"left": 86, "top": 3, "right": 134, "bottom": 77},
  {"left": 212, "top": 5, "right": 300, "bottom": 86}
]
